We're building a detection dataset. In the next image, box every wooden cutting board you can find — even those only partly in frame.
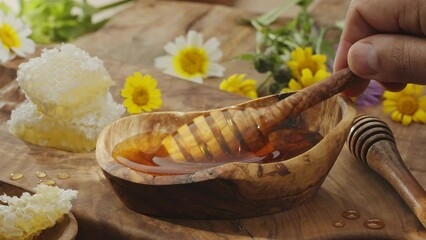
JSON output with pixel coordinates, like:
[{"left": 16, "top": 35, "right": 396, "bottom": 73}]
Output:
[{"left": 1, "top": 0, "right": 425, "bottom": 239}]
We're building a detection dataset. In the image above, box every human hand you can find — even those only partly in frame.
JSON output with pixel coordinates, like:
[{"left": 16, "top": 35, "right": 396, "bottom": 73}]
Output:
[{"left": 334, "top": 0, "right": 426, "bottom": 96}]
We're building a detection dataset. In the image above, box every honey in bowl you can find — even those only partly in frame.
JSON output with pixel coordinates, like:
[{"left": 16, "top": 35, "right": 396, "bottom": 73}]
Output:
[{"left": 112, "top": 124, "right": 323, "bottom": 175}]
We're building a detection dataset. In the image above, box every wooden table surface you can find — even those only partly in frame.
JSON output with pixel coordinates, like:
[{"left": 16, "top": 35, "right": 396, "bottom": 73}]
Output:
[{"left": 1, "top": 1, "right": 426, "bottom": 239}]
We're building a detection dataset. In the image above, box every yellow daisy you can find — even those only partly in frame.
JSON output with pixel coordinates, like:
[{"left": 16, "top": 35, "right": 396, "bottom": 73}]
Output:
[
  {"left": 154, "top": 30, "right": 225, "bottom": 84},
  {"left": 0, "top": 10, "right": 35, "bottom": 63},
  {"left": 121, "top": 72, "right": 163, "bottom": 114},
  {"left": 281, "top": 68, "right": 330, "bottom": 93},
  {"left": 383, "top": 84, "right": 426, "bottom": 126},
  {"left": 287, "top": 47, "right": 327, "bottom": 80},
  {"left": 219, "top": 74, "right": 258, "bottom": 99}
]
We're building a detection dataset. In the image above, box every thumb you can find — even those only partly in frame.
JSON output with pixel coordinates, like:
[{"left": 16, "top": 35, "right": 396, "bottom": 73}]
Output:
[{"left": 348, "top": 34, "right": 426, "bottom": 86}]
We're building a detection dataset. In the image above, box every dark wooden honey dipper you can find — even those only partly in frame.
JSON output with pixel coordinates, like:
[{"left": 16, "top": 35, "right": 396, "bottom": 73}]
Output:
[
  {"left": 348, "top": 115, "right": 426, "bottom": 228},
  {"left": 159, "top": 68, "right": 360, "bottom": 163}
]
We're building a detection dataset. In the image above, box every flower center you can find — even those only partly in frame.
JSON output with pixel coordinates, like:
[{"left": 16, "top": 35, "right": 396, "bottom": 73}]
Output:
[
  {"left": 0, "top": 24, "right": 21, "bottom": 50},
  {"left": 397, "top": 95, "right": 419, "bottom": 115},
  {"left": 132, "top": 88, "right": 149, "bottom": 106},
  {"left": 299, "top": 60, "right": 318, "bottom": 74},
  {"left": 174, "top": 47, "right": 208, "bottom": 76}
]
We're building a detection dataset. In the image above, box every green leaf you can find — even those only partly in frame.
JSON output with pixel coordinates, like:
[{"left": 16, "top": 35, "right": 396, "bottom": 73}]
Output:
[
  {"left": 0, "top": 2, "right": 11, "bottom": 14},
  {"left": 18, "top": 0, "right": 133, "bottom": 43},
  {"left": 255, "top": 0, "right": 300, "bottom": 26},
  {"left": 236, "top": 53, "right": 256, "bottom": 61}
]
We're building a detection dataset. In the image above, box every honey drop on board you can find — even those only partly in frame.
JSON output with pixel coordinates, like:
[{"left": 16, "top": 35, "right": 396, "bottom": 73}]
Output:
[
  {"left": 332, "top": 220, "right": 345, "bottom": 228},
  {"left": 364, "top": 218, "right": 385, "bottom": 230},
  {"left": 57, "top": 172, "right": 70, "bottom": 179},
  {"left": 40, "top": 178, "right": 56, "bottom": 186},
  {"left": 10, "top": 172, "right": 24, "bottom": 180},
  {"left": 342, "top": 210, "right": 360, "bottom": 220},
  {"left": 36, "top": 171, "right": 47, "bottom": 178}
]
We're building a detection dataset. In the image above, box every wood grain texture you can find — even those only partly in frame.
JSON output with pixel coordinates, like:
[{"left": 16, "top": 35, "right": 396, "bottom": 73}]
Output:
[
  {"left": 0, "top": 180, "right": 78, "bottom": 240},
  {"left": 0, "top": 0, "right": 425, "bottom": 239}
]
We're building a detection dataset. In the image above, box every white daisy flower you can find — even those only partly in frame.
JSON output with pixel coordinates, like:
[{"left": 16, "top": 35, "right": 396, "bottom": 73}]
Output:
[
  {"left": 0, "top": 10, "right": 35, "bottom": 63},
  {"left": 154, "top": 30, "right": 225, "bottom": 84}
]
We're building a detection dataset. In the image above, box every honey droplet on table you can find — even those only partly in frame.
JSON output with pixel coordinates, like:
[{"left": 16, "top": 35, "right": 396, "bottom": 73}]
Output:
[
  {"left": 10, "top": 172, "right": 24, "bottom": 180},
  {"left": 332, "top": 220, "right": 345, "bottom": 228},
  {"left": 342, "top": 210, "right": 360, "bottom": 220},
  {"left": 57, "top": 172, "right": 70, "bottom": 179},
  {"left": 363, "top": 218, "right": 385, "bottom": 230},
  {"left": 39, "top": 178, "right": 56, "bottom": 186},
  {"left": 36, "top": 171, "right": 47, "bottom": 178}
]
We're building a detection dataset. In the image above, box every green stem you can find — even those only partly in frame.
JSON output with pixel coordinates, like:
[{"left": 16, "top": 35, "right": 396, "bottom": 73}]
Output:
[
  {"left": 256, "top": 72, "right": 273, "bottom": 93},
  {"left": 96, "top": 0, "right": 133, "bottom": 12}
]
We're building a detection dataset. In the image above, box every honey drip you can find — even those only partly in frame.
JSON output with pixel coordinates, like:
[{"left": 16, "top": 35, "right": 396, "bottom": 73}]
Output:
[{"left": 113, "top": 120, "right": 323, "bottom": 175}]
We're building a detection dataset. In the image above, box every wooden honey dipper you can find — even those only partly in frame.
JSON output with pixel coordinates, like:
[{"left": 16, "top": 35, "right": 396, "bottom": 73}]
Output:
[
  {"left": 158, "top": 68, "right": 360, "bottom": 163},
  {"left": 348, "top": 115, "right": 426, "bottom": 228}
]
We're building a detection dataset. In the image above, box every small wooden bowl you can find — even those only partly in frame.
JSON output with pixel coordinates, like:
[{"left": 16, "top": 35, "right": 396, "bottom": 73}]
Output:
[
  {"left": 0, "top": 180, "right": 78, "bottom": 240},
  {"left": 96, "top": 93, "right": 356, "bottom": 219}
]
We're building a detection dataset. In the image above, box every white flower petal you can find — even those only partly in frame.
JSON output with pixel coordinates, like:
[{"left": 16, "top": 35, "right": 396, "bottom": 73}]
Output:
[
  {"left": 0, "top": 47, "right": 11, "bottom": 63},
  {"left": 187, "top": 76, "right": 204, "bottom": 84},
  {"left": 163, "top": 68, "right": 180, "bottom": 78},
  {"left": 208, "top": 50, "right": 223, "bottom": 62},
  {"left": 175, "top": 36, "right": 187, "bottom": 49},
  {"left": 0, "top": 11, "right": 35, "bottom": 62},
  {"left": 207, "top": 63, "right": 225, "bottom": 77},
  {"left": 164, "top": 42, "right": 178, "bottom": 55},
  {"left": 204, "top": 38, "right": 220, "bottom": 54},
  {"left": 187, "top": 30, "right": 203, "bottom": 47},
  {"left": 154, "top": 56, "right": 173, "bottom": 69}
]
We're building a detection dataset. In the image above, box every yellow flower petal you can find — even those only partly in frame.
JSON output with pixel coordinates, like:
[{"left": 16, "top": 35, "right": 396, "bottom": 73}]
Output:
[
  {"left": 383, "top": 91, "right": 401, "bottom": 100},
  {"left": 219, "top": 74, "right": 258, "bottom": 99},
  {"left": 314, "top": 70, "right": 331, "bottom": 81},
  {"left": 413, "top": 109, "right": 426, "bottom": 123},
  {"left": 280, "top": 88, "right": 293, "bottom": 93},
  {"left": 401, "top": 114, "right": 413, "bottom": 125},
  {"left": 288, "top": 79, "right": 302, "bottom": 91},
  {"left": 419, "top": 96, "right": 426, "bottom": 109},
  {"left": 391, "top": 111, "right": 402, "bottom": 122},
  {"left": 121, "top": 72, "right": 163, "bottom": 114},
  {"left": 286, "top": 47, "right": 329, "bottom": 81}
]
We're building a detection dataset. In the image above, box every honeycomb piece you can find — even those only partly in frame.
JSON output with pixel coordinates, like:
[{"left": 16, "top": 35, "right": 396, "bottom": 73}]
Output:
[
  {"left": 7, "top": 94, "right": 124, "bottom": 152},
  {"left": 16, "top": 44, "right": 113, "bottom": 118}
]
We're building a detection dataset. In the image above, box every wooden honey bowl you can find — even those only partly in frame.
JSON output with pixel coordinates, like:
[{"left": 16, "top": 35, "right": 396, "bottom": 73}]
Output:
[{"left": 96, "top": 93, "right": 356, "bottom": 219}]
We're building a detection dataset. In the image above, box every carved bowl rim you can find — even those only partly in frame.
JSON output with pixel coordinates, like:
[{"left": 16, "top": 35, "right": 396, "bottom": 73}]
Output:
[{"left": 96, "top": 94, "right": 356, "bottom": 186}]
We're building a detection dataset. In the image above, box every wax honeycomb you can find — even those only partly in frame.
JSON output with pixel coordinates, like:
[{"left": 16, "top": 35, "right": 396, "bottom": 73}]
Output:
[
  {"left": 16, "top": 44, "right": 113, "bottom": 118},
  {"left": 8, "top": 94, "right": 123, "bottom": 152},
  {"left": 8, "top": 44, "right": 124, "bottom": 152}
]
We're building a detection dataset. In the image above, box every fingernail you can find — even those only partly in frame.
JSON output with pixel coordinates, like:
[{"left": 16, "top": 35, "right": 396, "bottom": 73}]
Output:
[{"left": 349, "top": 42, "right": 378, "bottom": 76}]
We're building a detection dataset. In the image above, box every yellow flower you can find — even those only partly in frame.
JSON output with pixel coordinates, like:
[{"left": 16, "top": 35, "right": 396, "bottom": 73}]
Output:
[
  {"left": 383, "top": 84, "right": 426, "bottom": 126},
  {"left": 281, "top": 68, "right": 330, "bottom": 93},
  {"left": 121, "top": 72, "right": 162, "bottom": 114},
  {"left": 0, "top": 10, "right": 35, "bottom": 63},
  {"left": 287, "top": 47, "right": 327, "bottom": 80},
  {"left": 154, "top": 30, "right": 225, "bottom": 84},
  {"left": 219, "top": 74, "right": 258, "bottom": 99}
]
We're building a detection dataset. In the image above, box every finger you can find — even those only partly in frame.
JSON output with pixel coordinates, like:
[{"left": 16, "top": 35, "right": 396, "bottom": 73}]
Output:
[
  {"left": 381, "top": 82, "right": 407, "bottom": 92},
  {"left": 342, "top": 79, "right": 370, "bottom": 97},
  {"left": 348, "top": 34, "right": 426, "bottom": 85},
  {"left": 334, "top": 0, "right": 426, "bottom": 72}
]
